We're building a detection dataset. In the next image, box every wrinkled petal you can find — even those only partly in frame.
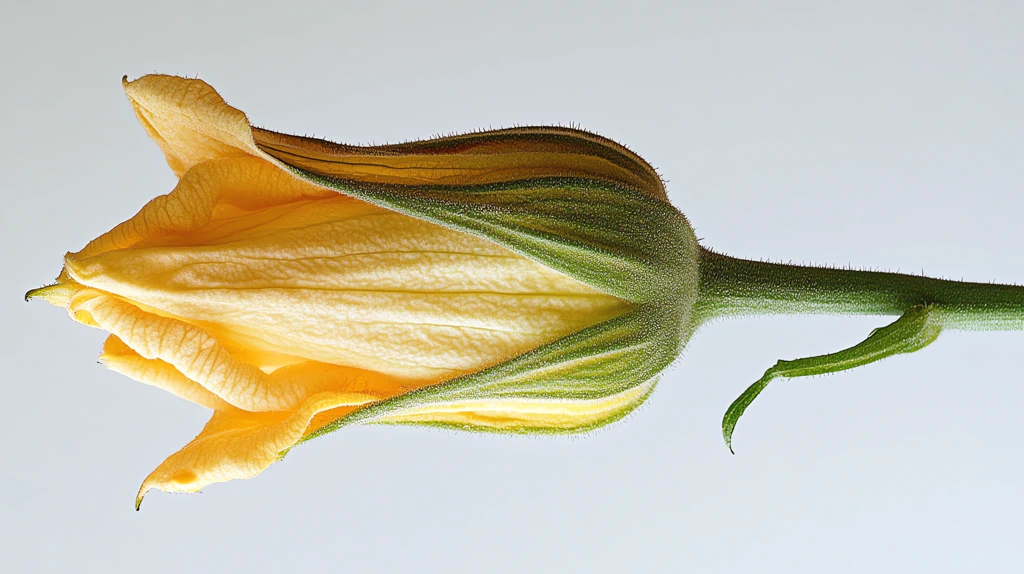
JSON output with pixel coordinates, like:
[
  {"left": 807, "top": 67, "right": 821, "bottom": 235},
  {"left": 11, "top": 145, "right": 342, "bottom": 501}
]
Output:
[
  {"left": 136, "top": 391, "right": 376, "bottom": 508},
  {"left": 123, "top": 75, "right": 262, "bottom": 176},
  {"left": 66, "top": 181, "right": 630, "bottom": 381},
  {"left": 99, "top": 335, "right": 234, "bottom": 411},
  {"left": 68, "top": 290, "right": 409, "bottom": 412},
  {"left": 75, "top": 156, "right": 335, "bottom": 259}
]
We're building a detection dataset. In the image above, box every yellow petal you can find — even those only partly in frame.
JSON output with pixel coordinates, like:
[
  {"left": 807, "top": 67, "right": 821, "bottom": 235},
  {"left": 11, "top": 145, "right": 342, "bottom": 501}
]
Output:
[
  {"left": 66, "top": 190, "right": 629, "bottom": 381},
  {"left": 68, "top": 290, "right": 406, "bottom": 412},
  {"left": 99, "top": 335, "right": 235, "bottom": 411},
  {"left": 74, "top": 156, "right": 335, "bottom": 259},
  {"left": 135, "top": 391, "right": 376, "bottom": 508},
  {"left": 123, "top": 75, "right": 263, "bottom": 177}
]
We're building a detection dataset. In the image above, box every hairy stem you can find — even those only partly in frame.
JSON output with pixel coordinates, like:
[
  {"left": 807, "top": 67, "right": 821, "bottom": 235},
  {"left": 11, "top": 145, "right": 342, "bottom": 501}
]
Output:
[{"left": 696, "top": 248, "right": 1024, "bottom": 331}]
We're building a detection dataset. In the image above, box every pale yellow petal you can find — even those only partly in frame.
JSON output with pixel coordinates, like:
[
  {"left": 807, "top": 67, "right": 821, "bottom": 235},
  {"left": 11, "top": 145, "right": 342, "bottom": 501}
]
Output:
[
  {"left": 66, "top": 194, "right": 630, "bottom": 381},
  {"left": 69, "top": 289, "right": 271, "bottom": 410},
  {"left": 98, "top": 335, "right": 235, "bottom": 411},
  {"left": 136, "top": 391, "right": 376, "bottom": 508},
  {"left": 74, "top": 156, "right": 335, "bottom": 259},
  {"left": 123, "top": 75, "right": 263, "bottom": 176},
  {"left": 68, "top": 290, "right": 403, "bottom": 412}
]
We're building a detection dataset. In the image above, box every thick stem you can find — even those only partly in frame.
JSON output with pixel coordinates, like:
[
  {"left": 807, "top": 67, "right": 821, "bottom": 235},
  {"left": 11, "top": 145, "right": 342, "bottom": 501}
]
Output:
[{"left": 696, "top": 247, "right": 1024, "bottom": 331}]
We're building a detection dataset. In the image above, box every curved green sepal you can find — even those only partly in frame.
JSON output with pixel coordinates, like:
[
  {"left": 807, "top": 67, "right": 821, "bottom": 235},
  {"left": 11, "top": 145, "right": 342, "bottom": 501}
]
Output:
[
  {"left": 301, "top": 304, "right": 688, "bottom": 442},
  {"left": 723, "top": 304, "right": 942, "bottom": 453}
]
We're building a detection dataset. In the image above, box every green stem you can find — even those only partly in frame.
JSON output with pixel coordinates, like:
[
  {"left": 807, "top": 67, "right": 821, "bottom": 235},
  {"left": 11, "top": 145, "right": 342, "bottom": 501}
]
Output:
[{"left": 696, "top": 247, "right": 1024, "bottom": 331}]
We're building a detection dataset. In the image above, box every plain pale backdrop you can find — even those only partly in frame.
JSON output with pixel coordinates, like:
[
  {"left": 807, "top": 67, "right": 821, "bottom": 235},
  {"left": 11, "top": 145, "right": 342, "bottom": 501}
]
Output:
[{"left": 2, "top": 1, "right": 1023, "bottom": 572}]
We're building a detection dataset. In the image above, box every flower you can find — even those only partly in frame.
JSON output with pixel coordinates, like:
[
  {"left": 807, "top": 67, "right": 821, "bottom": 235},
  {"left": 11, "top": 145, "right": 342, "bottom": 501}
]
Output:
[
  {"left": 32, "top": 74, "right": 1024, "bottom": 509},
  {"left": 28, "top": 75, "right": 698, "bottom": 508}
]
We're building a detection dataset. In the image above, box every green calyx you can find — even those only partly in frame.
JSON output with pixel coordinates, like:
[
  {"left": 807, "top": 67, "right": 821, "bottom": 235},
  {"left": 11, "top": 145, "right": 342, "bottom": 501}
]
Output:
[{"left": 283, "top": 162, "right": 700, "bottom": 439}]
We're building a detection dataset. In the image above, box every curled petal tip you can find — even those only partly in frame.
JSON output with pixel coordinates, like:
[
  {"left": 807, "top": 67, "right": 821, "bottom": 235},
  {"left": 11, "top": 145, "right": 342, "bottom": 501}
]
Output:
[
  {"left": 135, "top": 486, "right": 147, "bottom": 511},
  {"left": 25, "top": 284, "right": 66, "bottom": 306},
  {"left": 25, "top": 285, "right": 49, "bottom": 301},
  {"left": 25, "top": 279, "right": 84, "bottom": 308}
]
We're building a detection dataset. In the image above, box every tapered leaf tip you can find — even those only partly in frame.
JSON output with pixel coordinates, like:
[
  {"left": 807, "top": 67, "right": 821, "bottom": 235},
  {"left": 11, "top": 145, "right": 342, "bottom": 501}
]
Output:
[{"left": 722, "top": 414, "right": 737, "bottom": 454}]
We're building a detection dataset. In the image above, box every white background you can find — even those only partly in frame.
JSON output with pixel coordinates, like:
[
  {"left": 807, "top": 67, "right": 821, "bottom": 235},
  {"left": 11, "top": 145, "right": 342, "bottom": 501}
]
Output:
[{"left": 2, "top": 1, "right": 1022, "bottom": 572}]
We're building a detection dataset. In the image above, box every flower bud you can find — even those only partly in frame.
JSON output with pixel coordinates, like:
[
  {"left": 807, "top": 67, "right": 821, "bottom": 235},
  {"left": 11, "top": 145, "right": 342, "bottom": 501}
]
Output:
[{"left": 29, "top": 75, "right": 699, "bottom": 506}]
